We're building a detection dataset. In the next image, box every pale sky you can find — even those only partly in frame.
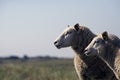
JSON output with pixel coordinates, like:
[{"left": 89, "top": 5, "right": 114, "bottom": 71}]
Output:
[{"left": 0, "top": 0, "right": 120, "bottom": 58}]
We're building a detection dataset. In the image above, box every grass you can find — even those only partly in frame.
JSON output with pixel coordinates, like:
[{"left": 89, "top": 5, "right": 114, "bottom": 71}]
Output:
[{"left": 0, "top": 59, "right": 78, "bottom": 80}]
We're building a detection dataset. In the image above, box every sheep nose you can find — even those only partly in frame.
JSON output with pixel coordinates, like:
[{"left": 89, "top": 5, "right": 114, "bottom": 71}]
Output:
[
  {"left": 83, "top": 49, "right": 88, "bottom": 54},
  {"left": 84, "top": 49, "right": 90, "bottom": 56},
  {"left": 54, "top": 41, "right": 58, "bottom": 45}
]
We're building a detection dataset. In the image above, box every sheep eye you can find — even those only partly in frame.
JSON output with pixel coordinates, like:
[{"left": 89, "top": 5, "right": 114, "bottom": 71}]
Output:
[
  {"left": 65, "top": 32, "right": 71, "bottom": 35},
  {"left": 67, "top": 31, "right": 72, "bottom": 34},
  {"left": 95, "top": 39, "right": 104, "bottom": 44},
  {"left": 93, "top": 40, "right": 100, "bottom": 45},
  {"left": 95, "top": 40, "right": 100, "bottom": 43}
]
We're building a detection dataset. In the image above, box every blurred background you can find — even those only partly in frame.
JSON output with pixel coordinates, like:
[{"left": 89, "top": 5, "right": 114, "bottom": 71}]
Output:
[
  {"left": 0, "top": 0, "right": 120, "bottom": 58},
  {"left": 0, "top": 0, "right": 120, "bottom": 80}
]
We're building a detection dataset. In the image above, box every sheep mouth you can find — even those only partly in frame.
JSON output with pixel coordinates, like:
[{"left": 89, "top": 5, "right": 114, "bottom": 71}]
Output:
[{"left": 55, "top": 44, "right": 62, "bottom": 49}]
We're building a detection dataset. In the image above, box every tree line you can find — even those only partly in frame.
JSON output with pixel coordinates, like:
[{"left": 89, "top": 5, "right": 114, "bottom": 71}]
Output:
[{"left": 0, "top": 55, "right": 59, "bottom": 60}]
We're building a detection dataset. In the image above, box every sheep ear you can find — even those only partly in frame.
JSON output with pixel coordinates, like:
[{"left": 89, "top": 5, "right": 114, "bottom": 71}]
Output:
[
  {"left": 74, "top": 23, "right": 79, "bottom": 31},
  {"left": 102, "top": 31, "right": 109, "bottom": 41}
]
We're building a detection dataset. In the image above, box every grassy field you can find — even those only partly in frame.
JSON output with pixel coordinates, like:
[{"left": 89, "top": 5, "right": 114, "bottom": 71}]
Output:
[{"left": 0, "top": 59, "right": 78, "bottom": 80}]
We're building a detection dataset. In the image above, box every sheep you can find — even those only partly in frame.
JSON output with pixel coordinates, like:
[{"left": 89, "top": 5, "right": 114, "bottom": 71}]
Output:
[
  {"left": 54, "top": 24, "right": 117, "bottom": 80},
  {"left": 84, "top": 31, "right": 120, "bottom": 80}
]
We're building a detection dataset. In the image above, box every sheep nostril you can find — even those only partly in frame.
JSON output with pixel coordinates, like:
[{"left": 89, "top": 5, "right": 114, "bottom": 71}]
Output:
[
  {"left": 84, "top": 49, "right": 88, "bottom": 53},
  {"left": 84, "top": 49, "right": 91, "bottom": 56},
  {"left": 54, "top": 41, "right": 57, "bottom": 45}
]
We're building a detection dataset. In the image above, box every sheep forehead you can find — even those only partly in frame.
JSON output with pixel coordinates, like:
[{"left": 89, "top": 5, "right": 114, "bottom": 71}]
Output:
[
  {"left": 57, "top": 26, "right": 74, "bottom": 38},
  {"left": 94, "top": 34, "right": 103, "bottom": 40},
  {"left": 91, "top": 35, "right": 102, "bottom": 44},
  {"left": 99, "top": 34, "right": 104, "bottom": 38},
  {"left": 93, "top": 37, "right": 100, "bottom": 42},
  {"left": 64, "top": 26, "right": 74, "bottom": 33}
]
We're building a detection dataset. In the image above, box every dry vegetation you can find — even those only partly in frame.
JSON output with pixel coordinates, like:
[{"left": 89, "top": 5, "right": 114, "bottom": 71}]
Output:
[{"left": 0, "top": 58, "right": 78, "bottom": 80}]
